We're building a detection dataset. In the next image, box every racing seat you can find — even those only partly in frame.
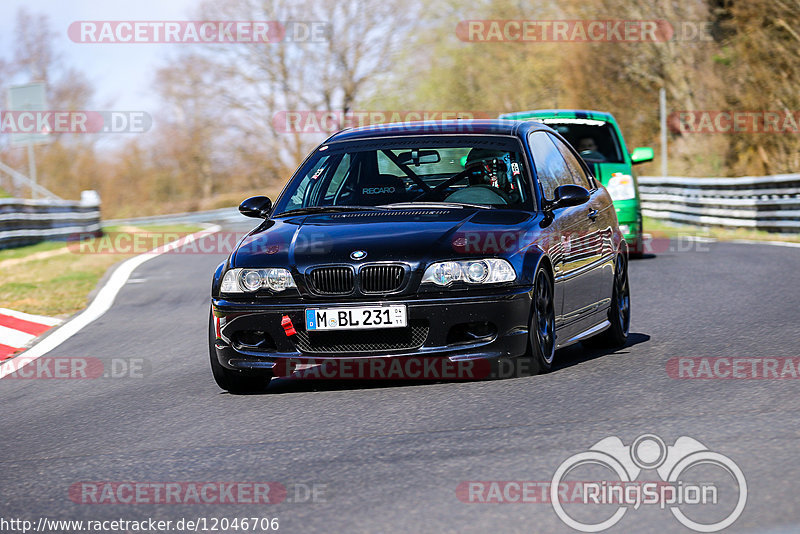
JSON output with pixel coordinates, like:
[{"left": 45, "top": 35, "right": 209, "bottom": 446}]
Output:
[{"left": 356, "top": 174, "right": 407, "bottom": 205}]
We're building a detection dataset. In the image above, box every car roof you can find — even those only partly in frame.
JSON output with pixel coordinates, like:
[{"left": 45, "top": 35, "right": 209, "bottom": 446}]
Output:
[
  {"left": 325, "top": 119, "right": 553, "bottom": 143},
  {"left": 499, "top": 109, "right": 617, "bottom": 123}
]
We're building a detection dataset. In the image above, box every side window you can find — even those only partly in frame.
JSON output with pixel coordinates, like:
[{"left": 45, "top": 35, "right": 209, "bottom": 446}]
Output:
[
  {"left": 286, "top": 154, "right": 355, "bottom": 209},
  {"left": 323, "top": 154, "right": 351, "bottom": 201},
  {"left": 551, "top": 135, "right": 593, "bottom": 190},
  {"left": 529, "top": 131, "right": 573, "bottom": 201},
  {"left": 286, "top": 156, "right": 328, "bottom": 210}
]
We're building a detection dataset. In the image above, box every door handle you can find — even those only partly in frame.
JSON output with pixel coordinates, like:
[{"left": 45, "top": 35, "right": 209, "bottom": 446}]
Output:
[{"left": 587, "top": 209, "right": 598, "bottom": 221}]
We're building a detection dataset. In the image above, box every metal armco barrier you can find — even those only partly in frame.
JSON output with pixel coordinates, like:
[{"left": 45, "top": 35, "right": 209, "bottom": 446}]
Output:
[
  {"left": 0, "top": 191, "right": 101, "bottom": 249},
  {"left": 101, "top": 207, "right": 241, "bottom": 228},
  {"left": 638, "top": 174, "right": 800, "bottom": 232}
]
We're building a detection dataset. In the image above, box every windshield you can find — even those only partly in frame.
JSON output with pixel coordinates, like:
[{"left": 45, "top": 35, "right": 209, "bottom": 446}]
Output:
[
  {"left": 272, "top": 136, "right": 533, "bottom": 216},
  {"left": 538, "top": 119, "right": 624, "bottom": 164}
]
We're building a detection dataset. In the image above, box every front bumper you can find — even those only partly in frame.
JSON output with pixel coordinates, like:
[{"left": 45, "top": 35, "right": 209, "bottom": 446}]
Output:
[
  {"left": 211, "top": 286, "right": 533, "bottom": 372},
  {"left": 613, "top": 199, "right": 642, "bottom": 247}
]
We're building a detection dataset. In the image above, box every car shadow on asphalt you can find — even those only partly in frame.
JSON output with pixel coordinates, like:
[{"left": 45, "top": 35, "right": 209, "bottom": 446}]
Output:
[
  {"left": 223, "top": 332, "right": 651, "bottom": 395},
  {"left": 550, "top": 332, "right": 651, "bottom": 373}
]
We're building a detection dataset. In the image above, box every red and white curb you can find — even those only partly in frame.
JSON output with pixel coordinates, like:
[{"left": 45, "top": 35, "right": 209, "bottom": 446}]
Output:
[
  {"left": 0, "top": 308, "right": 63, "bottom": 360},
  {"left": 0, "top": 224, "right": 221, "bottom": 379}
]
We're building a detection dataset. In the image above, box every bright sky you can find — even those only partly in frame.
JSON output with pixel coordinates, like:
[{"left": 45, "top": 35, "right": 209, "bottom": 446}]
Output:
[{"left": 1, "top": 0, "right": 201, "bottom": 113}]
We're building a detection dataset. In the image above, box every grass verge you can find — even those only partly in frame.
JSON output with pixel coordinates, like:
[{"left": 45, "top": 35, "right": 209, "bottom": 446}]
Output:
[
  {"left": 0, "top": 224, "right": 203, "bottom": 318},
  {"left": 643, "top": 216, "right": 800, "bottom": 244}
]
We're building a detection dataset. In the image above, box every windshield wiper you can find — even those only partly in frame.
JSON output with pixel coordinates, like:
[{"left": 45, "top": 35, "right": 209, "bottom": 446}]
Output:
[
  {"left": 276, "top": 205, "right": 388, "bottom": 217},
  {"left": 379, "top": 202, "right": 491, "bottom": 210}
]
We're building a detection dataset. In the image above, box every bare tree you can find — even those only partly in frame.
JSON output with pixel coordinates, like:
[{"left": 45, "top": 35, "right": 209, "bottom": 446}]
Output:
[
  {"left": 154, "top": 0, "right": 421, "bottom": 177},
  {"left": 10, "top": 9, "right": 94, "bottom": 112},
  {"left": 0, "top": 9, "right": 96, "bottom": 197},
  {"left": 378, "top": 0, "right": 565, "bottom": 113}
]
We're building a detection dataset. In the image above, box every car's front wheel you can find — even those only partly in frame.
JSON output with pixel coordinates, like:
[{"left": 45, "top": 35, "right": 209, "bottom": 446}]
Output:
[
  {"left": 587, "top": 253, "right": 630, "bottom": 348},
  {"left": 208, "top": 309, "right": 272, "bottom": 393},
  {"left": 523, "top": 267, "right": 556, "bottom": 375}
]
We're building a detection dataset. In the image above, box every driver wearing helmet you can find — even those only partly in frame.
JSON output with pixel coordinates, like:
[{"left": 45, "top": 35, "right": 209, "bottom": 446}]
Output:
[
  {"left": 462, "top": 148, "right": 520, "bottom": 204},
  {"left": 465, "top": 148, "right": 510, "bottom": 189}
]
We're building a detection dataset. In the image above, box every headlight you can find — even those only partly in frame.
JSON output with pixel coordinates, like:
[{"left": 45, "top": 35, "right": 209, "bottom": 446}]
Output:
[
  {"left": 220, "top": 268, "right": 297, "bottom": 293},
  {"left": 427, "top": 262, "right": 462, "bottom": 286},
  {"left": 265, "top": 268, "right": 294, "bottom": 291},
  {"left": 242, "top": 270, "right": 262, "bottom": 291},
  {"left": 606, "top": 173, "right": 636, "bottom": 201},
  {"left": 466, "top": 260, "right": 488, "bottom": 283},
  {"left": 421, "top": 259, "right": 515, "bottom": 287}
]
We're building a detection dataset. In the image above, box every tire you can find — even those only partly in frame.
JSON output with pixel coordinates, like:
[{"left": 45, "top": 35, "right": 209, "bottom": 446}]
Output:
[
  {"left": 586, "top": 253, "right": 630, "bottom": 348},
  {"left": 208, "top": 310, "right": 271, "bottom": 393},
  {"left": 523, "top": 267, "right": 556, "bottom": 375}
]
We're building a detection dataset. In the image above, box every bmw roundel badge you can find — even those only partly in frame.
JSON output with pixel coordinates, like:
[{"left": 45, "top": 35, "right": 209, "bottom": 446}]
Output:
[{"left": 350, "top": 250, "right": 367, "bottom": 260}]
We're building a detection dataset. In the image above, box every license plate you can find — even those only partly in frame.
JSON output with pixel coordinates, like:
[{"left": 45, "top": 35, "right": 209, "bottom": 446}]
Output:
[{"left": 305, "top": 305, "right": 407, "bottom": 331}]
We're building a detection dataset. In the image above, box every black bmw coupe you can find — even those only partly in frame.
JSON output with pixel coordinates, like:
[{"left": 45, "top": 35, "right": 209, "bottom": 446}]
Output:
[{"left": 209, "top": 120, "right": 630, "bottom": 392}]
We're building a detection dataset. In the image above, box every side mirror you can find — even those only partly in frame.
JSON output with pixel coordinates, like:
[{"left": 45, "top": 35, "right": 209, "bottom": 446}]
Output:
[
  {"left": 239, "top": 196, "right": 272, "bottom": 218},
  {"left": 549, "top": 184, "right": 590, "bottom": 210},
  {"left": 630, "top": 146, "right": 654, "bottom": 165}
]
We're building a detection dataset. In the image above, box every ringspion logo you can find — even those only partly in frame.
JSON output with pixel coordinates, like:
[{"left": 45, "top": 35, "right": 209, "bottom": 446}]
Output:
[{"left": 551, "top": 434, "right": 746, "bottom": 532}]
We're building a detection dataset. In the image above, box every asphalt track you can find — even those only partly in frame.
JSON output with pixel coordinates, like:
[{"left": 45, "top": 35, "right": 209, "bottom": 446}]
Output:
[{"left": 1, "top": 220, "right": 800, "bottom": 533}]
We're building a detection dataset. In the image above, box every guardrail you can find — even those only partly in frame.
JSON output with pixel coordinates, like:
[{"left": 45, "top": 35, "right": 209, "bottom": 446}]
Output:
[
  {"left": 101, "top": 207, "right": 241, "bottom": 228},
  {"left": 0, "top": 191, "right": 101, "bottom": 250},
  {"left": 638, "top": 174, "right": 800, "bottom": 232}
]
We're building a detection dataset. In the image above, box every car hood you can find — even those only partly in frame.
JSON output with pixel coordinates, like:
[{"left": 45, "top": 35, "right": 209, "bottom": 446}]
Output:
[{"left": 233, "top": 208, "right": 538, "bottom": 270}]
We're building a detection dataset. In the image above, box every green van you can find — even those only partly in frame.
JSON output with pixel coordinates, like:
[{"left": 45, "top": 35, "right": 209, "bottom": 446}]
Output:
[{"left": 500, "top": 109, "right": 653, "bottom": 255}]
